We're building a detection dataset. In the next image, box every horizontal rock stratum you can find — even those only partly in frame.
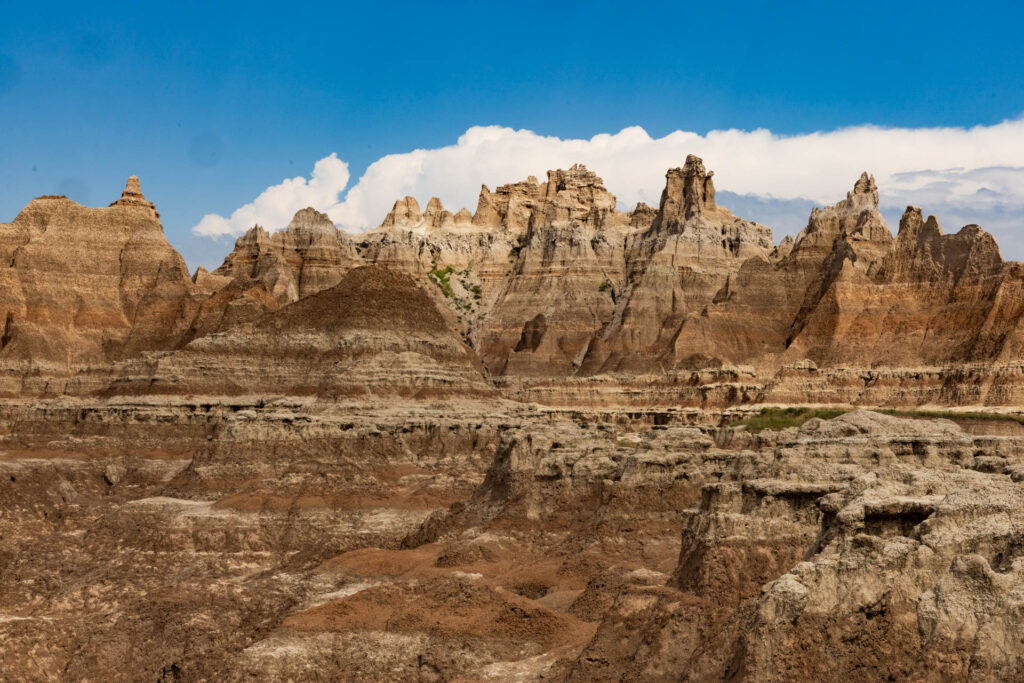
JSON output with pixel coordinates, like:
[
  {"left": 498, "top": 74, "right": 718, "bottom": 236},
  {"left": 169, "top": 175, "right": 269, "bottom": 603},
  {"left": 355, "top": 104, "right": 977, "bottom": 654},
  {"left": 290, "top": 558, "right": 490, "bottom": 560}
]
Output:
[
  {"left": 4, "top": 157, "right": 1024, "bottom": 407},
  {"left": 4, "top": 158, "right": 1024, "bottom": 681}
]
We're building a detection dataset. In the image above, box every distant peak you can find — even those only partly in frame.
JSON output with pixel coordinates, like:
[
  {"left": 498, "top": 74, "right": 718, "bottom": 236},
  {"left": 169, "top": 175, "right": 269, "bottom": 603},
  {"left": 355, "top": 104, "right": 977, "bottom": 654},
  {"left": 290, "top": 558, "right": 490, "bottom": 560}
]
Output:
[
  {"left": 839, "top": 171, "right": 879, "bottom": 211},
  {"left": 110, "top": 175, "right": 158, "bottom": 213},
  {"left": 287, "top": 207, "right": 335, "bottom": 232}
]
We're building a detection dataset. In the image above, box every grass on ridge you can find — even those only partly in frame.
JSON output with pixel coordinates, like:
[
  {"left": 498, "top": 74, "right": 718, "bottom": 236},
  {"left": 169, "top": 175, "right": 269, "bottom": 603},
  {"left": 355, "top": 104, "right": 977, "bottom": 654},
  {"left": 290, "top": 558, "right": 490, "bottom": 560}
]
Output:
[
  {"left": 735, "top": 407, "right": 848, "bottom": 433},
  {"left": 879, "top": 409, "right": 1024, "bottom": 425}
]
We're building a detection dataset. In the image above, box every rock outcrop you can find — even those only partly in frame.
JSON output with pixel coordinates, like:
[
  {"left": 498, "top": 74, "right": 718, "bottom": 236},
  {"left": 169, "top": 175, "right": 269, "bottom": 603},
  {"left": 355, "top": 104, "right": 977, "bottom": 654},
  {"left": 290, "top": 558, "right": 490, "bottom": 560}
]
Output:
[
  {"left": 6, "top": 159, "right": 1024, "bottom": 680},
  {"left": 0, "top": 178, "right": 199, "bottom": 393},
  {"left": 213, "top": 207, "right": 361, "bottom": 304},
  {"left": 110, "top": 265, "right": 494, "bottom": 398},
  {"left": 565, "top": 411, "right": 1024, "bottom": 681}
]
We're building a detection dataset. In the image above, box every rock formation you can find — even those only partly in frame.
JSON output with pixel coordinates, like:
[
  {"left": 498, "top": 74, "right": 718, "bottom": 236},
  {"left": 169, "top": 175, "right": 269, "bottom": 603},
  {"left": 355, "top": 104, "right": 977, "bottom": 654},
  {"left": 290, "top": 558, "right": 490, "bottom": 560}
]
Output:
[
  {"left": 5, "top": 160, "right": 1024, "bottom": 679},
  {"left": 0, "top": 178, "right": 199, "bottom": 394},
  {"left": 213, "top": 207, "right": 361, "bottom": 304},
  {"left": 110, "top": 265, "right": 494, "bottom": 398}
]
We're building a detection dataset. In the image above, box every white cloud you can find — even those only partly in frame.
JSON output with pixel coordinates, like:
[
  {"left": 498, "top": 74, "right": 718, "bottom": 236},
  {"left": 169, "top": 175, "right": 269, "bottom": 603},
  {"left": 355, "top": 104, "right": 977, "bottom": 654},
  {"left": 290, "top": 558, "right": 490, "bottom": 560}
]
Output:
[
  {"left": 191, "top": 120, "right": 1024, "bottom": 256},
  {"left": 192, "top": 153, "right": 350, "bottom": 237}
]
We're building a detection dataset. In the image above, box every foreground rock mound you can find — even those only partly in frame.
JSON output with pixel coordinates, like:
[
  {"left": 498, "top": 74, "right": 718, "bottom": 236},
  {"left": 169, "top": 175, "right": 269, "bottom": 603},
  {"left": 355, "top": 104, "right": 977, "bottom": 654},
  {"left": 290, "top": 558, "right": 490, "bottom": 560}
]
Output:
[
  {"left": 562, "top": 411, "right": 1024, "bottom": 681},
  {"left": 111, "top": 265, "right": 493, "bottom": 397}
]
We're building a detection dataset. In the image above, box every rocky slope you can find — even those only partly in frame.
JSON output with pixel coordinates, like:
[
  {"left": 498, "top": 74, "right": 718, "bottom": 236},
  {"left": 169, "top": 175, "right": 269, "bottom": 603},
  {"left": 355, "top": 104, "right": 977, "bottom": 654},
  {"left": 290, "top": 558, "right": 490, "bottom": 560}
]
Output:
[{"left": 109, "top": 265, "right": 494, "bottom": 399}]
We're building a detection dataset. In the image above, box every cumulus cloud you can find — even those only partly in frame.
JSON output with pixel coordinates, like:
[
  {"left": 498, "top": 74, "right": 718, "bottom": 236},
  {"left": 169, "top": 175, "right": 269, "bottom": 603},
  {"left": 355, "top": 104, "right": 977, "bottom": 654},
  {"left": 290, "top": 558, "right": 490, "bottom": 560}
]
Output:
[
  {"left": 192, "top": 120, "right": 1024, "bottom": 256},
  {"left": 192, "top": 154, "right": 350, "bottom": 237}
]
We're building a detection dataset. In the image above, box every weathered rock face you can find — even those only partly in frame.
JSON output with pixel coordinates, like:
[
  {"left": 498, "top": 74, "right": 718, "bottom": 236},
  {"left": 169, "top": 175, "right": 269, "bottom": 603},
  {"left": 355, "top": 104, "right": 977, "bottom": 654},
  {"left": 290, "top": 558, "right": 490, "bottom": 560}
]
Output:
[
  {"left": 560, "top": 411, "right": 1024, "bottom": 681},
  {"left": 110, "top": 265, "right": 495, "bottom": 398},
  {"left": 198, "top": 157, "right": 1024, "bottom": 410},
  {"left": 477, "top": 165, "right": 636, "bottom": 376},
  {"left": 8, "top": 160, "right": 1024, "bottom": 410},
  {"left": 0, "top": 178, "right": 199, "bottom": 393},
  {"left": 9, "top": 160, "right": 1024, "bottom": 681},
  {"left": 213, "top": 207, "right": 362, "bottom": 304},
  {"left": 579, "top": 155, "right": 775, "bottom": 375},
  {"left": 357, "top": 160, "right": 774, "bottom": 379}
]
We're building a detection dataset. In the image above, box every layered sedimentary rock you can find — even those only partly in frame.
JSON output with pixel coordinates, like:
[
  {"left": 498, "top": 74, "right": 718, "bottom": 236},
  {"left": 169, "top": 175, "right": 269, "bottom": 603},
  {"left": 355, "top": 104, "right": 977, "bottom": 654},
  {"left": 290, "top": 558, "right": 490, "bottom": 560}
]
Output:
[
  {"left": 0, "top": 178, "right": 199, "bottom": 392},
  {"left": 564, "top": 411, "right": 1024, "bottom": 681},
  {"left": 8, "top": 159, "right": 1024, "bottom": 409},
  {"left": 213, "top": 207, "right": 362, "bottom": 304},
  {"left": 110, "top": 265, "right": 493, "bottom": 398},
  {"left": 579, "top": 155, "right": 775, "bottom": 375},
  {"left": 476, "top": 165, "right": 637, "bottom": 376},
  {"left": 6, "top": 158, "right": 1024, "bottom": 681}
]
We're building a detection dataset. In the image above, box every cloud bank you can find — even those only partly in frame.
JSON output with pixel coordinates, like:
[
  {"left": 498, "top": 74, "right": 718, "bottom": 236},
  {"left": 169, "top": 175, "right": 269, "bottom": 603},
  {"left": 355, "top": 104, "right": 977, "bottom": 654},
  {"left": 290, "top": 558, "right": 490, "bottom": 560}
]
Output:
[{"left": 192, "top": 120, "right": 1024, "bottom": 256}]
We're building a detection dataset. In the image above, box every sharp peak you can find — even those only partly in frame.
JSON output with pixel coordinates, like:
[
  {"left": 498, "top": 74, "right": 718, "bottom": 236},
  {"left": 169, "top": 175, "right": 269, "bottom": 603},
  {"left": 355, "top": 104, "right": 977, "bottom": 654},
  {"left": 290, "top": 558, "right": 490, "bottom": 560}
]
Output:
[
  {"left": 667, "top": 154, "right": 713, "bottom": 180},
  {"left": 852, "top": 171, "right": 877, "bottom": 194},
  {"left": 287, "top": 206, "right": 336, "bottom": 231},
  {"left": 109, "top": 174, "right": 158, "bottom": 214}
]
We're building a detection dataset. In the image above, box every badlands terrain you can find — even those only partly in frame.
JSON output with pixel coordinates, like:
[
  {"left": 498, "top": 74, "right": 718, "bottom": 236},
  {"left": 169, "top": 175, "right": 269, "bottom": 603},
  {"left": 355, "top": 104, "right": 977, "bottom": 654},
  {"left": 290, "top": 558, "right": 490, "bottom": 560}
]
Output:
[{"left": 4, "top": 158, "right": 1024, "bottom": 680}]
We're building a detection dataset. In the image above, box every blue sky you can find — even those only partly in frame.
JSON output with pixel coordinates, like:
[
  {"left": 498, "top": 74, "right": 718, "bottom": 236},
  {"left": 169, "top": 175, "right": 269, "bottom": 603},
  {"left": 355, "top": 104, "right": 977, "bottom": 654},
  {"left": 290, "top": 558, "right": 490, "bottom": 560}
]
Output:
[{"left": 2, "top": 1, "right": 1024, "bottom": 268}]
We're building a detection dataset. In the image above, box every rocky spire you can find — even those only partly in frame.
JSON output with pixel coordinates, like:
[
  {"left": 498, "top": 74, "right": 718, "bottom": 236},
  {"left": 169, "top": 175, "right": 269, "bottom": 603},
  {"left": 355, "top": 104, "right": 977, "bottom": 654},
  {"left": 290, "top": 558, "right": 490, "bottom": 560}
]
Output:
[
  {"left": 792, "top": 171, "right": 890, "bottom": 258},
  {"left": 381, "top": 196, "right": 423, "bottom": 228},
  {"left": 110, "top": 175, "right": 158, "bottom": 214},
  {"left": 423, "top": 197, "right": 454, "bottom": 229},
  {"left": 881, "top": 206, "right": 1003, "bottom": 283},
  {"left": 666, "top": 154, "right": 717, "bottom": 221},
  {"left": 837, "top": 172, "right": 880, "bottom": 214}
]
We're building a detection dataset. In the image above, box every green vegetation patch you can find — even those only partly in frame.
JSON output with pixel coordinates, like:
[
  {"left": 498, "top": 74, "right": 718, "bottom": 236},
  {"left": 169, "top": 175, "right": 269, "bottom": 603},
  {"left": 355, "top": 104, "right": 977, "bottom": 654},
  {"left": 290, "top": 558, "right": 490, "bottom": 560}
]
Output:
[
  {"left": 428, "top": 265, "right": 457, "bottom": 299},
  {"left": 735, "top": 407, "right": 848, "bottom": 433},
  {"left": 598, "top": 279, "right": 611, "bottom": 292}
]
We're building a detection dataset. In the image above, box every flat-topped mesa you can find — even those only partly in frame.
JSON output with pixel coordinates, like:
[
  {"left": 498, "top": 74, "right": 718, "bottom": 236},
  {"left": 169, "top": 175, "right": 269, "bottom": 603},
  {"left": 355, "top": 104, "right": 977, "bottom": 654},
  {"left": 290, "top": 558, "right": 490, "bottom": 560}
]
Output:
[
  {"left": 880, "top": 206, "right": 1003, "bottom": 283},
  {"left": 109, "top": 175, "right": 159, "bottom": 216}
]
